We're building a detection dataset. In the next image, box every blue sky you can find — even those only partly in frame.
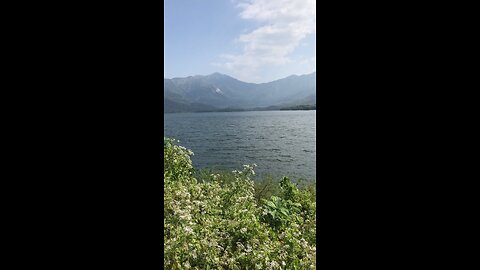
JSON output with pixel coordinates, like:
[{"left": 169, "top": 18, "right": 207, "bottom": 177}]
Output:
[{"left": 164, "top": 0, "right": 316, "bottom": 83}]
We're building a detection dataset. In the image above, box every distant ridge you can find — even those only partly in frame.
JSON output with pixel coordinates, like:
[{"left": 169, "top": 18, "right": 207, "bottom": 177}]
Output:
[{"left": 164, "top": 72, "right": 316, "bottom": 113}]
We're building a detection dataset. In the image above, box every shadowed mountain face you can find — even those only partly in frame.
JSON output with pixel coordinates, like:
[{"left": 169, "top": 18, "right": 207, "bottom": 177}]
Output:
[{"left": 164, "top": 72, "right": 316, "bottom": 112}]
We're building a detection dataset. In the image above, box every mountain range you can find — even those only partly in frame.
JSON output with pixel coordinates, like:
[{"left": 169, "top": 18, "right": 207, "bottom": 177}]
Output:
[{"left": 164, "top": 72, "right": 316, "bottom": 113}]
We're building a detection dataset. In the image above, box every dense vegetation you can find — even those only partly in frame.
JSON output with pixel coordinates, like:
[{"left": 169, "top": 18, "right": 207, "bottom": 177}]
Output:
[
  {"left": 164, "top": 137, "right": 316, "bottom": 269},
  {"left": 280, "top": 104, "right": 316, "bottom": 111}
]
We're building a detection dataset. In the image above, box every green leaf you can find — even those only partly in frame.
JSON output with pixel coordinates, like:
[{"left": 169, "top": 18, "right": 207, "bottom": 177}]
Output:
[
  {"left": 264, "top": 200, "right": 276, "bottom": 209},
  {"left": 280, "top": 208, "right": 289, "bottom": 216},
  {"left": 292, "top": 202, "right": 302, "bottom": 208}
]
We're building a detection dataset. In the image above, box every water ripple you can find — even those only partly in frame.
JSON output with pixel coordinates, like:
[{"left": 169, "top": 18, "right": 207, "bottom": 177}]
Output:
[{"left": 165, "top": 111, "right": 316, "bottom": 181}]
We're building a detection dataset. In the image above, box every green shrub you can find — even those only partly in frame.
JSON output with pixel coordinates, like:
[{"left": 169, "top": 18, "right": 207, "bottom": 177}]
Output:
[{"left": 164, "top": 137, "right": 316, "bottom": 269}]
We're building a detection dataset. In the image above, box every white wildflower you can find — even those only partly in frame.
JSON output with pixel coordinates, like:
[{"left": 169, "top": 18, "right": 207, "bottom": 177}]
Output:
[
  {"left": 179, "top": 213, "right": 191, "bottom": 221},
  {"left": 270, "top": 261, "right": 279, "bottom": 268},
  {"left": 236, "top": 242, "right": 245, "bottom": 250}
]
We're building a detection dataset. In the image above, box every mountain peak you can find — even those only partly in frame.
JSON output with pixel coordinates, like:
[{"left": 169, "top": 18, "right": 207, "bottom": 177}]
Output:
[
  {"left": 207, "top": 72, "right": 228, "bottom": 78},
  {"left": 205, "top": 72, "right": 241, "bottom": 82}
]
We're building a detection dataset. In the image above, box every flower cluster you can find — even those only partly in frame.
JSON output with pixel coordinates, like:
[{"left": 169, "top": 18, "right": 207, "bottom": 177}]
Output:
[{"left": 164, "top": 137, "right": 316, "bottom": 269}]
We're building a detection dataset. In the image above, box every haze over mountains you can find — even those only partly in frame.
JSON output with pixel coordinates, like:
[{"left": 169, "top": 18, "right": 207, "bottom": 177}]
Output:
[{"left": 164, "top": 72, "right": 316, "bottom": 113}]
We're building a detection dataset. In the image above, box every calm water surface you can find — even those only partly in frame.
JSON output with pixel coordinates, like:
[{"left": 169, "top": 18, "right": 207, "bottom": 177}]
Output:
[{"left": 164, "top": 110, "right": 316, "bottom": 182}]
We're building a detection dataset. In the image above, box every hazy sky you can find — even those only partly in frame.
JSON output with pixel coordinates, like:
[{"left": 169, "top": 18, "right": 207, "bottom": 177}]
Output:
[{"left": 164, "top": 0, "right": 316, "bottom": 83}]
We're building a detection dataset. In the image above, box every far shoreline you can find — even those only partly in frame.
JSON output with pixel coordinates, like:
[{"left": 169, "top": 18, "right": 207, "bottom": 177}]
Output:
[{"left": 164, "top": 106, "right": 316, "bottom": 114}]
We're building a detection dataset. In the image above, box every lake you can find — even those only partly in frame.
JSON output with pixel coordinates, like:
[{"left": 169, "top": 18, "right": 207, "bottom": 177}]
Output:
[{"left": 164, "top": 110, "right": 316, "bottom": 182}]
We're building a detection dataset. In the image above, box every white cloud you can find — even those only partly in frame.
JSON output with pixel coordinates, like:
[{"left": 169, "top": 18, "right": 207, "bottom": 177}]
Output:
[{"left": 220, "top": 0, "right": 315, "bottom": 82}]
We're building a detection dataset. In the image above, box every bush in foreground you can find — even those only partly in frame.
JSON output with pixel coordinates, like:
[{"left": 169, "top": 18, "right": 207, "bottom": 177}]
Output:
[{"left": 164, "top": 137, "right": 316, "bottom": 269}]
